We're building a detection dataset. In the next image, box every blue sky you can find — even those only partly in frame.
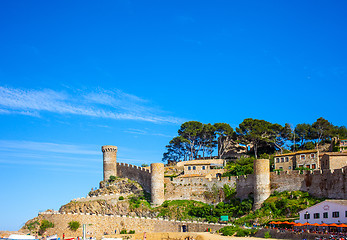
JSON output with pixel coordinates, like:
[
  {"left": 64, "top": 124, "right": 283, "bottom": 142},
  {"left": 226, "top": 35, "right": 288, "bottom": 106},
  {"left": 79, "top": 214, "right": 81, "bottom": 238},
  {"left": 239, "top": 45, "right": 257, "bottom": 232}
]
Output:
[{"left": 1, "top": 0, "right": 347, "bottom": 231}]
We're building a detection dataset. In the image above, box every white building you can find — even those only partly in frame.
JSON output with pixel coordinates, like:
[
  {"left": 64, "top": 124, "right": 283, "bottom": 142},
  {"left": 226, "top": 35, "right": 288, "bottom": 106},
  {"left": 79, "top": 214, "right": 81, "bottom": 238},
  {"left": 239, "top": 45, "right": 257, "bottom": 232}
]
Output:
[{"left": 297, "top": 200, "right": 347, "bottom": 224}]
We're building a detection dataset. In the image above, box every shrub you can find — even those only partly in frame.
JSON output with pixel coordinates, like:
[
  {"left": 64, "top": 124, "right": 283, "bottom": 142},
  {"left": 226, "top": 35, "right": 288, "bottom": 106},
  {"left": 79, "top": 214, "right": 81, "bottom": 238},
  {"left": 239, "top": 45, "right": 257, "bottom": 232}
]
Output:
[
  {"left": 39, "top": 220, "right": 54, "bottom": 235},
  {"left": 119, "top": 196, "right": 124, "bottom": 200},
  {"left": 109, "top": 175, "right": 117, "bottom": 182},
  {"left": 264, "top": 231, "right": 271, "bottom": 238},
  {"left": 26, "top": 221, "right": 39, "bottom": 231},
  {"left": 120, "top": 229, "right": 127, "bottom": 234},
  {"left": 68, "top": 221, "right": 80, "bottom": 231},
  {"left": 128, "top": 230, "right": 135, "bottom": 234}
]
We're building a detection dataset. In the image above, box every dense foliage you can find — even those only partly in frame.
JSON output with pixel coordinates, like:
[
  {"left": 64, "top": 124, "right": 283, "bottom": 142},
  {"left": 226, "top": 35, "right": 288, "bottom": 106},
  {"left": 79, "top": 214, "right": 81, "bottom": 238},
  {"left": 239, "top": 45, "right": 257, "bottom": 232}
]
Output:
[
  {"left": 68, "top": 221, "right": 80, "bottom": 231},
  {"left": 162, "top": 118, "right": 347, "bottom": 161},
  {"left": 234, "top": 191, "right": 324, "bottom": 226},
  {"left": 222, "top": 157, "right": 254, "bottom": 176},
  {"left": 162, "top": 122, "right": 233, "bottom": 162},
  {"left": 39, "top": 220, "right": 54, "bottom": 235}
]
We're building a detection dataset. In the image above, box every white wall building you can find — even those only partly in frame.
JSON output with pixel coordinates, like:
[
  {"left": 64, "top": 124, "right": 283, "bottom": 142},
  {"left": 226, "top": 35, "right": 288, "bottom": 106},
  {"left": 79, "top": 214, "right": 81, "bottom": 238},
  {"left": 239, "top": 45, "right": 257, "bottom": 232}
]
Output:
[{"left": 297, "top": 200, "right": 347, "bottom": 224}]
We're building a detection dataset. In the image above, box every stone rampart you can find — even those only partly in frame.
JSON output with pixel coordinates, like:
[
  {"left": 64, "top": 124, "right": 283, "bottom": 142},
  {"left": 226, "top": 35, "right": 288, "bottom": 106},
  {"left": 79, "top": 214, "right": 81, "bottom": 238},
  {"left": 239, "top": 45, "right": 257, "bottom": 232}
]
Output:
[
  {"left": 38, "top": 212, "right": 230, "bottom": 238},
  {"left": 116, "top": 163, "right": 151, "bottom": 193},
  {"left": 270, "top": 168, "right": 347, "bottom": 199}
]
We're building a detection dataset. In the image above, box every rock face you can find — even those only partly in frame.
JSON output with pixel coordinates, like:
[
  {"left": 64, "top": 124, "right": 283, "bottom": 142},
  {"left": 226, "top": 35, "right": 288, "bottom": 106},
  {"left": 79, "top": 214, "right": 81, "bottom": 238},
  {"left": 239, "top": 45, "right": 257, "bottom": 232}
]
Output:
[
  {"left": 92, "top": 178, "right": 143, "bottom": 196},
  {"left": 59, "top": 199, "right": 157, "bottom": 218},
  {"left": 218, "top": 136, "right": 248, "bottom": 159},
  {"left": 59, "top": 177, "right": 157, "bottom": 218}
]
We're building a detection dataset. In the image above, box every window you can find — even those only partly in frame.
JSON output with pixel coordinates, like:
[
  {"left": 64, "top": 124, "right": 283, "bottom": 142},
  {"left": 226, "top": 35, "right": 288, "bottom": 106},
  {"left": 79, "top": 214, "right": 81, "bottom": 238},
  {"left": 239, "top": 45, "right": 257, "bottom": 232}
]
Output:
[
  {"left": 188, "top": 166, "right": 191, "bottom": 170},
  {"left": 299, "top": 165, "right": 303, "bottom": 168},
  {"left": 332, "top": 212, "right": 339, "bottom": 218},
  {"left": 314, "top": 213, "right": 320, "bottom": 219},
  {"left": 202, "top": 166, "right": 206, "bottom": 170},
  {"left": 289, "top": 166, "right": 292, "bottom": 170},
  {"left": 323, "top": 212, "right": 328, "bottom": 218},
  {"left": 276, "top": 158, "right": 279, "bottom": 163},
  {"left": 304, "top": 213, "right": 310, "bottom": 219},
  {"left": 306, "top": 165, "right": 310, "bottom": 169},
  {"left": 279, "top": 167, "right": 283, "bottom": 170},
  {"left": 285, "top": 157, "right": 289, "bottom": 162},
  {"left": 301, "top": 154, "right": 306, "bottom": 160},
  {"left": 193, "top": 166, "right": 196, "bottom": 170},
  {"left": 312, "top": 164, "right": 316, "bottom": 169},
  {"left": 281, "top": 157, "right": 284, "bottom": 162},
  {"left": 311, "top": 153, "right": 315, "bottom": 159},
  {"left": 345, "top": 211, "right": 347, "bottom": 217}
]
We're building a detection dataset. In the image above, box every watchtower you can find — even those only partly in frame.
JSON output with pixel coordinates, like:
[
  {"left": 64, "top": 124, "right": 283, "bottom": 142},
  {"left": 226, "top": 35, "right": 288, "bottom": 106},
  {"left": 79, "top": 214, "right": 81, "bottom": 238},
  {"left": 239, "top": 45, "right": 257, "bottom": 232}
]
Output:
[
  {"left": 102, "top": 145, "right": 118, "bottom": 182},
  {"left": 150, "top": 163, "right": 164, "bottom": 206},
  {"left": 253, "top": 158, "right": 271, "bottom": 210}
]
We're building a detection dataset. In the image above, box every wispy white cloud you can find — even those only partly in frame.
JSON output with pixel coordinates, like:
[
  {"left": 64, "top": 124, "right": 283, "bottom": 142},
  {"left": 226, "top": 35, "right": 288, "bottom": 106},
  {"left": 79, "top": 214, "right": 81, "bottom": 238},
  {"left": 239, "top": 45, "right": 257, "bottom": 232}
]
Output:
[
  {"left": 0, "top": 86, "right": 183, "bottom": 124},
  {"left": 0, "top": 140, "right": 100, "bottom": 155},
  {"left": 124, "top": 128, "right": 172, "bottom": 138}
]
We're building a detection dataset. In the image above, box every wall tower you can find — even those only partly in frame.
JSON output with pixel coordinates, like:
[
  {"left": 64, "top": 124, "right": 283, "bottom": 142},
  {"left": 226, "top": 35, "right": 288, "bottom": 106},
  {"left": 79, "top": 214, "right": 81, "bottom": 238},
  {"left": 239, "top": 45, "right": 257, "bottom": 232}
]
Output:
[
  {"left": 102, "top": 145, "right": 118, "bottom": 181},
  {"left": 253, "top": 158, "right": 271, "bottom": 210},
  {"left": 150, "top": 163, "right": 164, "bottom": 206}
]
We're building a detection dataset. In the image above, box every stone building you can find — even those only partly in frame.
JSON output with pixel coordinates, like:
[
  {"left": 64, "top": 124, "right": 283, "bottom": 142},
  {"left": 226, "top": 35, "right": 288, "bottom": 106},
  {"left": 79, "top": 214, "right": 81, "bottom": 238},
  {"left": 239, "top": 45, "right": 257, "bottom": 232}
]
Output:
[
  {"left": 274, "top": 150, "right": 320, "bottom": 170},
  {"left": 180, "top": 159, "right": 226, "bottom": 178},
  {"left": 320, "top": 152, "right": 347, "bottom": 170}
]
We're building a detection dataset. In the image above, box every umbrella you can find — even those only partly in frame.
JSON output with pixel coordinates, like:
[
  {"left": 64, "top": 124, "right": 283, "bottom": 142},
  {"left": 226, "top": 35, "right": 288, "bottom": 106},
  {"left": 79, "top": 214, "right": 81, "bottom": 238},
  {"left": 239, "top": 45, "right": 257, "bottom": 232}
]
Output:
[
  {"left": 311, "top": 223, "right": 320, "bottom": 226},
  {"left": 329, "top": 223, "right": 340, "bottom": 227},
  {"left": 287, "top": 222, "right": 296, "bottom": 225},
  {"left": 282, "top": 221, "right": 290, "bottom": 224},
  {"left": 337, "top": 224, "right": 347, "bottom": 228},
  {"left": 294, "top": 223, "right": 304, "bottom": 227},
  {"left": 320, "top": 223, "right": 329, "bottom": 227},
  {"left": 303, "top": 222, "right": 311, "bottom": 226}
]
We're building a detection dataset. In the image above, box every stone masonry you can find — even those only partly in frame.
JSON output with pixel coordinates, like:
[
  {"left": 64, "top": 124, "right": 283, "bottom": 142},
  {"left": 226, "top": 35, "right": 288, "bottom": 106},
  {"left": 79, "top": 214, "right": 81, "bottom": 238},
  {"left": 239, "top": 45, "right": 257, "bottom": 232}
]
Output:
[
  {"left": 37, "top": 212, "right": 228, "bottom": 238},
  {"left": 102, "top": 145, "right": 117, "bottom": 181}
]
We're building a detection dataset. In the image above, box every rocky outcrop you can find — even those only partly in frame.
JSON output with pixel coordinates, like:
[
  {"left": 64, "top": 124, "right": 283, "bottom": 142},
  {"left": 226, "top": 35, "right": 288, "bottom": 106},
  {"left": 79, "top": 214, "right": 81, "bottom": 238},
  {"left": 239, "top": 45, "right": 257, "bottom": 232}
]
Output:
[
  {"left": 94, "top": 178, "right": 143, "bottom": 196},
  {"left": 59, "top": 177, "right": 157, "bottom": 218},
  {"left": 59, "top": 199, "right": 157, "bottom": 218}
]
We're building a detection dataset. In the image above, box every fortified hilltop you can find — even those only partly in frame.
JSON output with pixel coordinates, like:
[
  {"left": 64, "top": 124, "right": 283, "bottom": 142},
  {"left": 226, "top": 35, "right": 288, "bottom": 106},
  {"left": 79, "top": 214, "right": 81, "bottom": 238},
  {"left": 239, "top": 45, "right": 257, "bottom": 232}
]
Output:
[
  {"left": 21, "top": 144, "right": 347, "bottom": 238},
  {"left": 100, "top": 145, "right": 347, "bottom": 209}
]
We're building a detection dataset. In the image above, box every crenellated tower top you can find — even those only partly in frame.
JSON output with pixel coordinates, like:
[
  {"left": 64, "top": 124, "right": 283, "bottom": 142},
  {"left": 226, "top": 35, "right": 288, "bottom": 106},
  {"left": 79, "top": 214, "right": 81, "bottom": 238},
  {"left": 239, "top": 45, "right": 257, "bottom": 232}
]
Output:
[{"left": 102, "top": 145, "right": 118, "bottom": 153}]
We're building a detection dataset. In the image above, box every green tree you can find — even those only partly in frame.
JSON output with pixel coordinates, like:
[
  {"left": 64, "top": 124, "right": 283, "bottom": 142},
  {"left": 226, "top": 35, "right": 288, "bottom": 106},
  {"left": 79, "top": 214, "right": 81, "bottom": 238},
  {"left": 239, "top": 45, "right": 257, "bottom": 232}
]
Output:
[
  {"left": 68, "top": 221, "right": 80, "bottom": 231},
  {"left": 178, "top": 121, "right": 203, "bottom": 160},
  {"left": 236, "top": 118, "right": 274, "bottom": 158},
  {"left": 39, "top": 220, "right": 54, "bottom": 235},
  {"left": 295, "top": 123, "right": 313, "bottom": 149},
  {"left": 312, "top": 117, "right": 333, "bottom": 145},
  {"left": 199, "top": 123, "right": 217, "bottom": 158},
  {"left": 162, "top": 136, "right": 190, "bottom": 163}
]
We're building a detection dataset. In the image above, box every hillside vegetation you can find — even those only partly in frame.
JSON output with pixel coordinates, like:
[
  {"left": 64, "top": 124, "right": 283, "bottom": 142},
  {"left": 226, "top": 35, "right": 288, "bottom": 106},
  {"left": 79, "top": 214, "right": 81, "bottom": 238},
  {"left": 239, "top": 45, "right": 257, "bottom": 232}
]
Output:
[{"left": 234, "top": 191, "right": 324, "bottom": 226}]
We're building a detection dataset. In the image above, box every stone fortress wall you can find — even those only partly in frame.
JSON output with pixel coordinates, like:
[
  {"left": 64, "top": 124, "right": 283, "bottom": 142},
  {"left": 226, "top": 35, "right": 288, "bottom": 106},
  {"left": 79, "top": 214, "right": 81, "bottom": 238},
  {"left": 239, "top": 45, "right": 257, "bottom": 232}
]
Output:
[
  {"left": 38, "top": 211, "right": 228, "bottom": 238},
  {"left": 116, "top": 162, "right": 151, "bottom": 193},
  {"left": 102, "top": 145, "right": 347, "bottom": 209}
]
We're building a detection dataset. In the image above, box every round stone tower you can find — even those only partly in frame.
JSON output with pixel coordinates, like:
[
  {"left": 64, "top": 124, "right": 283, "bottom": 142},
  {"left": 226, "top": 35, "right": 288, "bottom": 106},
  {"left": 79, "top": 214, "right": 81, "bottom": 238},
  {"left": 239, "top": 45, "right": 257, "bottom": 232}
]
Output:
[
  {"left": 150, "top": 163, "right": 164, "bottom": 206},
  {"left": 102, "top": 145, "right": 118, "bottom": 182},
  {"left": 253, "top": 158, "right": 271, "bottom": 210}
]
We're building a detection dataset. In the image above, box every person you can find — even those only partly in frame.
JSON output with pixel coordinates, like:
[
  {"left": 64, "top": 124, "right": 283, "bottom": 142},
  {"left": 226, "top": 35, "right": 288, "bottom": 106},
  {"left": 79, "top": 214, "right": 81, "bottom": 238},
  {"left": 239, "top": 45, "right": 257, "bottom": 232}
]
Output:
[
  {"left": 63, "top": 233, "right": 65, "bottom": 240},
  {"left": 143, "top": 232, "right": 146, "bottom": 240},
  {"left": 114, "top": 229, "right": 117, "bottom": 234}
]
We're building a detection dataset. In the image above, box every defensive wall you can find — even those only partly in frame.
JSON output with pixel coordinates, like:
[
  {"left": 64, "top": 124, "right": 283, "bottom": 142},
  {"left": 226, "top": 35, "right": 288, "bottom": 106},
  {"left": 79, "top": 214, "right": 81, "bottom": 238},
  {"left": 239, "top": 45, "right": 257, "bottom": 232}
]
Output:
[
  {"left": 116, "top": 162, "right": 151, "bottom": 193},
  {"left": 37, "top": 212, "right": 229, "bottom": 239},
  {"left": 102, "top": 145, "right": 347, "bottom": 208}
]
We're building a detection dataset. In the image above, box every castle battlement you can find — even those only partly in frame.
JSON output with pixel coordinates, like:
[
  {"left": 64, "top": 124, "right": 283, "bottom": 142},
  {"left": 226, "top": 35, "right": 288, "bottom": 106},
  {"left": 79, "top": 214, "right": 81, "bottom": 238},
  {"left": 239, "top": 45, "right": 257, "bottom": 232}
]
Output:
[{"left": 116, "top": 162, "right": 150, "bottom": 173}]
